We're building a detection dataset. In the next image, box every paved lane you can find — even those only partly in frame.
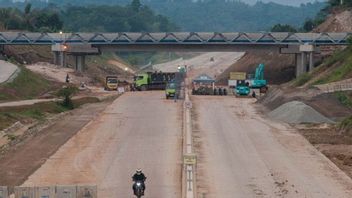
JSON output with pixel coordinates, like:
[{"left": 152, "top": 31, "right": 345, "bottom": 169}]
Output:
[
  {"left": 193, "top": 96, "right": 352, "bottom": 198},
  {"left": 24, "top": 91, "right": 183, "bottom": 198}
]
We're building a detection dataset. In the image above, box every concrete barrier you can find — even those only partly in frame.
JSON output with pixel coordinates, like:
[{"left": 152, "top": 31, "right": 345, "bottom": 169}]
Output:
[
  {"left": 77, "top": 186, "right": 97, "bottom": 198},
  {"left": 0, "top": 186, "right": 8, "bottom": 198},
  {"left": 35, "top": 186, "right": 55, "bottom": 198},
  {"left": 56, "top": 186, "right": 76, "bottom": 198},
  {"left": 5, "top": 186, "right": 97, "bottom": 198},
  {"left": 14, "top": 186, "right": 35, "bottom": 198}
]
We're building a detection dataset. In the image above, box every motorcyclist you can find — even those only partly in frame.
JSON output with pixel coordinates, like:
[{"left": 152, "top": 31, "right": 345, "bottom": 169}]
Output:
[{"left": 132, "top": 169, "right": 146, "bottom": 194}]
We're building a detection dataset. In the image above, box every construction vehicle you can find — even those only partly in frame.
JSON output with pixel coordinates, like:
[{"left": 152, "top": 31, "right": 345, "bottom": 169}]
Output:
[
  {"left": 165, "top": 81, "right": 177, "bottom": 99},
  {"left": 134, "top": 72, "right": 176, "bottom": 91},
  {"left": 235, "top": 80, "right": 250, "bottom": 96},
  {"left": 249, "top": 63, "right": 268, "bottom": 93},
  {"left": 105, "top": 76, "right": 118, "bottom": 91}
]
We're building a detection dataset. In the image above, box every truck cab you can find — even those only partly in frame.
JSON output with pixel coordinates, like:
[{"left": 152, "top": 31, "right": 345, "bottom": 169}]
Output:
[
  {"left": 105, "top": 76, "right": 118, "bottom": 91},
  {"left": 165, "top": 81, "right": 177, "bottom": 99},
  {"left": 134, "top": 73, "right": 149, "bottom": 91}
]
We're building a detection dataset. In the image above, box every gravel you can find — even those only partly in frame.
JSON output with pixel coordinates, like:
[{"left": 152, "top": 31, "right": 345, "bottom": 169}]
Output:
[{"left": 268, "top": 101, "right": 334, "bottom": 124}]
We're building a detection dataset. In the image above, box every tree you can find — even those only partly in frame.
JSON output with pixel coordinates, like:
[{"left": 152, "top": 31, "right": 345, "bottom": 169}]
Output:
[
  {"left": 24, "top": 3, "right": 31, "bottom": 15},
  {"left": 303, "top": 19, "right": 316, "bottom": 32},
  {"left": 130, "top": 0, "right": 141, "bottom": 12},
  {"left": 271, "top": 24, "right": 297, "bottom": 32}
]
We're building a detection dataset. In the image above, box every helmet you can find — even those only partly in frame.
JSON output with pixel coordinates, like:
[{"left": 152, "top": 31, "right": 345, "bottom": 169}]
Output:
[{"left": 136, "top": 169, "right": 142, "bottom": 175}]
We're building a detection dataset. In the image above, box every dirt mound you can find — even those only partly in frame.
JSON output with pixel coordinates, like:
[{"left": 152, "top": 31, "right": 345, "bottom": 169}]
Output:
[
  {"left": 216, "top": 50, "right": 295, "bottom": 85},
  {"left": 268, "top": 101, "right": 334, "bottom": 124},
  {"left": 314, "top": 9, "right": 352, "bottom": 32}
]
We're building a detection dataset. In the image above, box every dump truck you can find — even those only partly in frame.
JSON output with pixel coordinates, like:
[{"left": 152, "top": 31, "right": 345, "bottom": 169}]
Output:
[
  {"left": 104, "top": 76, "right": 118, "bottom": 91},
  {"left": 134, "top": 72, "right": 176, "bottom": 91}
]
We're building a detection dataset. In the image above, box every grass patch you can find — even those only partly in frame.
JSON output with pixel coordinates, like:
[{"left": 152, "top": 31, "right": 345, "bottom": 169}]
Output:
[
  {"left": 294, "top": 73, "right": 312, "bottom": 86},
  {"left": 313, "top": 48, "right": 352, "bottom": 85},
  {"left": 335, "top": 91, "right": 352, "bottom": 108},
  {"left": 0, "top": 97, "right": 100, "bottom": 131},
  {"left": 339, "top": 116, "right": 352, "bottom": 136},
  {"left": 0, "top": 66, "right": 58, "bottom": 101}
]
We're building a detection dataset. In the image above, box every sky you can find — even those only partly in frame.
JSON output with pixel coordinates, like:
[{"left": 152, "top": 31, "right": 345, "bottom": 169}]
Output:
[{"left": 242, "top": 0, "right": 326, "bottom": 6}]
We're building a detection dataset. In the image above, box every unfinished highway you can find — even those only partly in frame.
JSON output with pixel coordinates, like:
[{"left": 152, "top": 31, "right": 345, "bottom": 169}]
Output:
[
  {"left": 4, "top": 53, "right": 350, "bottom": 198},
  {"left": 23, "top": 91, "right": 183, "bottom": 197}
]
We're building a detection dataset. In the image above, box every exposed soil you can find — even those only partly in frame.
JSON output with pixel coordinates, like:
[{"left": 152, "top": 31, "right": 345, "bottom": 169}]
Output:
[
  {"left": 0, "top": 101, "right": 112, "bottom": 187},
  {"left": 298, "top": 125, "right": 352, "bottom": 179},
  {"left": 314, "top": 9, "right": 352, "bottom": 32},
  {"left": 216, "top": 50, "right": 295, "bottom": 85},
  {"left": 258, "top": 86, "right": 352, "bottom": 121}
]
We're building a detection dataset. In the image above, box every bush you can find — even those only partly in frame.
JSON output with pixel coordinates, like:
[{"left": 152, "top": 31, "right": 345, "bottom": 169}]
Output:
[
  {"left": 339, "top": 116, "right": 352, "bottom": 136},
  {"left": 294, "top": 73, "right": 312, "bottom": 86},
  {"left": 57, "top": 85, "right": 78, "bottom": 109}
]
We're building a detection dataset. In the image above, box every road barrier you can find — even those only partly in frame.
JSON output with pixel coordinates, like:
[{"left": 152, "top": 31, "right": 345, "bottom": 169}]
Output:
[
  {"left": 315, "top": 79, "right": 352, "bottom": 93},
  {"left": 0, "top": 186, "right": 8, "bottom": 198},
  {"left": 182, "top": 81, "right": 196, "bottom": 198},
  {"left": 1, "top": 185, "right": 96, "bottom": 198}
]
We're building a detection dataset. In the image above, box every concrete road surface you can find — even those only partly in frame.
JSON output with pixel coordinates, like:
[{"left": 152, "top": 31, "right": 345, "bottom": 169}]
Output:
[
  {"left": 0, "top": 60, "right": 18, "bottom": 83},
  {"left": 23, "top": 91, "right": 182, "bottom": 198},
  {"left": 193, "top": 96, "right": 352, "bottom": 198}
]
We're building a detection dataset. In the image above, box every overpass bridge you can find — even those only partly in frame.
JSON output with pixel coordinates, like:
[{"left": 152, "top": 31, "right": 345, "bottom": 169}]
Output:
[{"left": 0, "top": 32, "right": 351, "bottom": 75}]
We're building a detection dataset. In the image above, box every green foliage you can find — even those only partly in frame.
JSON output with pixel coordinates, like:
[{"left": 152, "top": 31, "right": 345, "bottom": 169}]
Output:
[
  {"left": 57, "top": 85, "right": 78, "bottom": 109},
  {"left": 0, "top": 4, "right": 63, "bottom": 32},
  {"left": 339, "top": 116, "right": 352, "bottom": 136},
  {"left": 271, "top": 24, "right": 297, "bottom": 32},
  {"left": 335, "top": 92, "right": 352, "bottom": 108},
  {"left": 0, "top": 67, "right": 53, "bottom": 100},
  {"left": 328, "top": 0, "right": 352, "bottom": 7},
  {"left": 0, "top": 0, "right": 325, "bottom": 32},
  {"left": 294, "top": 73, "right": 312, "bottom": 86},
  {"left": 61, "top": 3, "right": 178, "bottom": 32},
  {"left": 313, "top": 48, "right": 352, "bottom": 85}
]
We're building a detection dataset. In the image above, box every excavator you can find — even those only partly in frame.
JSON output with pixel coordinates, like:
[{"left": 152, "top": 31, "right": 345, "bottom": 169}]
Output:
[
  {"left": 250, "top": 63, "right": 267, "bottom": 92},
  {"left": 235, "top": 63, "right": 268, "bottom": 96}
]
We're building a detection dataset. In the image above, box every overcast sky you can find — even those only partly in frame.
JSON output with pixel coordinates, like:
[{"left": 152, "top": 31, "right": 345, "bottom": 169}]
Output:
[{"left": 242, "top": 0, "right": 326, "bottom": 6}]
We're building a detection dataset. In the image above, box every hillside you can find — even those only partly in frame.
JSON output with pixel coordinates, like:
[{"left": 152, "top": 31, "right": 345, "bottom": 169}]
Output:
[
  {"left": 314, "top": 8, "right": 352, "bottom": 32},
  {"left": 1, "top": 0, "right": 325, "bottom": 32}
]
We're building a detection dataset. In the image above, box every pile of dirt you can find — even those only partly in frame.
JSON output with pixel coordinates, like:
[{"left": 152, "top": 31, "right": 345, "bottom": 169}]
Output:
[
  {"left": 216, "top": 50, "right": 295, "bottom": 85},
  {"left": 268, "top": 101, "right": 334, "bottom": 124},
  {"left": 258, "top": 86, "right": 352, "bottom": 121}
]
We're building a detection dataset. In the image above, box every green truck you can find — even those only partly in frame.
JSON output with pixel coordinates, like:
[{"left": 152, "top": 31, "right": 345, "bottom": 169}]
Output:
[
  {"left": 134, "top": 72, "right": 176, "bottom": 91},
  {"left": 165, "top": 81, "right": 177, "bottom": 99}
]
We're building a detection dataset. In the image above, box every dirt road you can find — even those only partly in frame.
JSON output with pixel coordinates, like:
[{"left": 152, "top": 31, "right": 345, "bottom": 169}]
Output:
[
  {"left": 23, "top": 91, "right": 182, "bottom": 198},
  {"left": 193, "top": 96, "right": 352, "bottom": 198}
]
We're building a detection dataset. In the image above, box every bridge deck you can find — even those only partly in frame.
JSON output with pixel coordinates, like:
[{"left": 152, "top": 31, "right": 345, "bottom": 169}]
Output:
[{"left": 0, "top": 32, "right": 350, "bottom": 45}]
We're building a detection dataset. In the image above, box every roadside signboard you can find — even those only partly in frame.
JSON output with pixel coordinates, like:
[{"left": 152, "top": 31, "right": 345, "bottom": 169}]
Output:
[
  {"left": 230, "top": 72, "right": 246, "bottom": 80},
  {"left": 228, "top": 80, "right": 237, "bottom": 87},
  {"left": 183, "top": 154, "right": 197, "bottom": 165}
]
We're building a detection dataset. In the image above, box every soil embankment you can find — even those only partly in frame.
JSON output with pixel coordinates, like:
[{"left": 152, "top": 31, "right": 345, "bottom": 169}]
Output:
[{"left": 216, "top": 50, "right": 295, "bottom": 85}]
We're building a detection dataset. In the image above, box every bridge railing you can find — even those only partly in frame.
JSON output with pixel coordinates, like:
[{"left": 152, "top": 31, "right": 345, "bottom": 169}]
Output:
[{"left": 0, "top": 32, "right": 350, "bottom": 45}]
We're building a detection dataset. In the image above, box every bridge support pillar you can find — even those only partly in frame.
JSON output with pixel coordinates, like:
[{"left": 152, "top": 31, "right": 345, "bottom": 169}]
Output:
[
  {"left": 296, "top": 53, "right": 306, "bottom": 77},
  {"left": 74, "top": 55, "right": 85, "bottom": 72},
  {"left": 309, "top": 52, "right": 314, "bottom": 72},
  {"left": 53, "top": 51, "right": 67, "bottom": 67},
  {"left": 281, "top": 44, "right": 319, "bottom": 77}
]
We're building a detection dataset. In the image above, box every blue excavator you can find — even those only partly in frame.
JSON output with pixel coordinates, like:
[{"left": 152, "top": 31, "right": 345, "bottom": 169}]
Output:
[
  {"left": 235, "top": 63, "right": 268, "bottom": 96},
  {"left": 250, "top": 63, "right": 268, "bottom": 92}
]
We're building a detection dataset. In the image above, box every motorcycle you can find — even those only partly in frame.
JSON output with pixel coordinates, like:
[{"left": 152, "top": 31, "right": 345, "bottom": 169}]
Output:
[{"left": 133, "top": 181, "right": 145, "bottom": 198}]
